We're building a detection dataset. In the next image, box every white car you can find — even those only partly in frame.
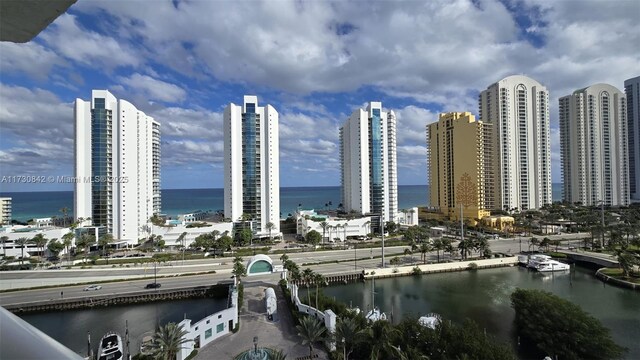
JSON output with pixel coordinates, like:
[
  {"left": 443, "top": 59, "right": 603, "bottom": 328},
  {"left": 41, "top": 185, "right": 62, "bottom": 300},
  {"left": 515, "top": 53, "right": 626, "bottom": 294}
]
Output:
[{"left": 84, "top": 285, "right": 102, "bottom": 291}]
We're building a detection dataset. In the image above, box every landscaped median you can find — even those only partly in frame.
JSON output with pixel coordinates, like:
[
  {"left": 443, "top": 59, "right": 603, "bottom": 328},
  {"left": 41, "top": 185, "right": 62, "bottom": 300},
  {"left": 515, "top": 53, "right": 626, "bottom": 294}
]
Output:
[
  {"left": 362, "top": 256, "right": 519, "bottom": 279},
  {"left": 596, "top": 268, "right": 640, "bottom": 291}
]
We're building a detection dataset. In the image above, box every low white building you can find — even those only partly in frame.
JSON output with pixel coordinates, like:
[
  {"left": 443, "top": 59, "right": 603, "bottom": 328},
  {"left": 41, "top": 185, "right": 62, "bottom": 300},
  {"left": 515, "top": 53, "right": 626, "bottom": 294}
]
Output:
[
  {"left": 430, "top": 226, "right": 447, "bottom": 238},
  {"left": 296, "top": 211, "right": 373, "bottom": 242},
  {"left": 151, "top": 222, "right": 234, "bottom": 248},
  {"left": 178, "top": 210, "right": 213, "bottom": 224},
  {"left": 396, "top": 207, "right": 419, "bottom": 227},
  {"left": 0, "top": 197, "right": 11, "bottom": 225},
  {"left": 0, "top": 226, "right": 72, "bottom": 258}
]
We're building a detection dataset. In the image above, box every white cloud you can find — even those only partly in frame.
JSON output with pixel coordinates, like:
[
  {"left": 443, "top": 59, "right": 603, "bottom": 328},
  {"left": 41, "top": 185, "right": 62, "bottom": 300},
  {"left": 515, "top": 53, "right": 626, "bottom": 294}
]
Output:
[
  {"left": 0, "top": 42, "right": 64, "bottom": 80},
  {"left": 117, "top": 73, "right": 187, "bottom": 103}
]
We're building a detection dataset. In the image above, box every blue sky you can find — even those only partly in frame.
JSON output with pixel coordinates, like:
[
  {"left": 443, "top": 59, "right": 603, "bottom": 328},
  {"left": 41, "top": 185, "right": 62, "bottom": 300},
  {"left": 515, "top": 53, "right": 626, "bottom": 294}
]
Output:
[{"left": 0, "top": 0, "right": 638, "bottom": 192}]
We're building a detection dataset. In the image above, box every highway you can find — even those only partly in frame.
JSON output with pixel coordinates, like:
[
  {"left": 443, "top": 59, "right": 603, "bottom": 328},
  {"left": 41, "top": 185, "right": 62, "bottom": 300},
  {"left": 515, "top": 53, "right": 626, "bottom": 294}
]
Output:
[{"left": 0, "top": 235, "right": 589, "bottom": 306}]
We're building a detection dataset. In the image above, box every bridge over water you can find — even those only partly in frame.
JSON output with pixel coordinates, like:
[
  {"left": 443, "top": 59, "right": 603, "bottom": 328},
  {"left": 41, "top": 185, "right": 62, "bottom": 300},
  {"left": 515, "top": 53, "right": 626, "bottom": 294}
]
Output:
[{"left": 558, "top": 250, "right": 619, "bottom": 268}]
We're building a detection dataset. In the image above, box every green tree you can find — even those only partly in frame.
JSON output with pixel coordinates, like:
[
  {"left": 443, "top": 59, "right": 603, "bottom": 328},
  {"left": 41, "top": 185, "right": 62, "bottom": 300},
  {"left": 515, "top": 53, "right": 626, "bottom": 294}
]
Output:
[
  {"left": 306, "top": 230, "right": 322, "bottom": 246},
  {"left": 15, "top": 237, "right": 30, "bottom": 264},
  {"left": 334, "top": 317, "right": 366, "bottom": 360},
  {"left": 365, "top": 320, "right": 400, "bottom": 360},
  {"left": 47, "top": 239, "right": 64, "bottom": 260},
  {"left": 31, "top": 233, "right": 48, "bottom": 265},
  {"left": 385, "top": 221, "right": 397, "bottom": 234},
  {"left": 61, "top": 232, "right": 74, "bottom": 263},
  {"left": 296, "top": 315, "right": 327, "bottom": 359},
  {"left": 266, "top": 221, "right": 275, "bottom": 240},
  {"left": 511, "top": 289, "right": 626, "bottom": 360},
  {"left": 313, "top": 272, "right": 324, "bottom": 309},
  {"left": 617, "top": 251, "right": 639, "bottom": 278},
  {"left": 432, "top": 238, "right": 444, "bottom": 263},
  {"left": 217, "top": 234, "right": 233, "bottom": 253},
  {"left": 149, "top": 322, "right": 189, "bottom": 360},
  {"left": 236, "top": 228, "right": 253, "bottom": 247},
  {"left": 232, "top": 256, "right": 246, "bottom": 277},
  {"left": 419, "top": 243, "right": 431, "bottom": 264},
  {"left": 302, "top": 268, "right": 314, "bottom": 306},
  {"left": 75, "top": 233, "right": 96, "bottom": 262},
  {"left": 1, "top": 236, "right": 8, "bottom": 257},
  {"left": 98, "top": 233, "right": 114, "bottom": 259}
]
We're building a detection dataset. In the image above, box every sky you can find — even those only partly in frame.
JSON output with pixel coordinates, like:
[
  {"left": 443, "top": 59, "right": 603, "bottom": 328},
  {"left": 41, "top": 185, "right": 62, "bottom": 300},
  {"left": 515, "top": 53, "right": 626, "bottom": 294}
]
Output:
[{"left": 0, "top": 0, "right": 638, "bottom": 192}]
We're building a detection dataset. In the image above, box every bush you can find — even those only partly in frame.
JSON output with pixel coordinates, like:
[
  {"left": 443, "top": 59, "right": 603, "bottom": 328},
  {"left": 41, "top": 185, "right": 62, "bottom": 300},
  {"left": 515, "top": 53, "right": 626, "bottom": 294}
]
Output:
[
  {"left": 412, "top": 266, "right": 423, "bottom": 275},
  {"left": 511, "top": 289, "right": 626, "bottom": 359},
  {"left": 468, "top": 262, "right": 478, "bottom": 270}
]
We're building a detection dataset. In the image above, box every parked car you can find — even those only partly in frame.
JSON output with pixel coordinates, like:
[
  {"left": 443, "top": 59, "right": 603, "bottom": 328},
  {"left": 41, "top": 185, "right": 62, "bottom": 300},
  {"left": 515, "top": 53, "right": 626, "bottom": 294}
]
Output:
[
  {"left": 144, "top": 283, "right": 161, "bottom": 289},
  {"left": 84, "top": 285, "right": 102, "bottom": 291}
]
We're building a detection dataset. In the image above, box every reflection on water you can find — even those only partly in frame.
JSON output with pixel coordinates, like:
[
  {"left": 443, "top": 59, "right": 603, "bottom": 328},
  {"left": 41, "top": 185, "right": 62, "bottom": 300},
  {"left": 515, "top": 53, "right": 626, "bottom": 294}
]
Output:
[
  {"left": 19, "top": 297, "right": 227, "bottom": 356},
  {"left": 313, "top": 266, "right": 640, "bottom": 359}
]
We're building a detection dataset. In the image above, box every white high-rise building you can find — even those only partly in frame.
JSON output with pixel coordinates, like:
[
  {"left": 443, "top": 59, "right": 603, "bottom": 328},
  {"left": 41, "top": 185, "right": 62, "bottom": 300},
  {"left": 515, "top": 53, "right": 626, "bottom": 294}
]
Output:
[
  {"left": 340, "top": 102, "right": 398, "bottom": 223},
  {"left": 559, "top": 84, "right": 629, "bottom": 206},
  {"left": 625, "top": 76, "right": 640, "bottom": 200},
  {"left": 479, "top": 75, "right": 552, "bottom": 211},
  {"left": 223, "top": 95, "right": 280, "bottom": 238},
  {"left": 75, "top": 90, "right": 161, "bottom": 243}
]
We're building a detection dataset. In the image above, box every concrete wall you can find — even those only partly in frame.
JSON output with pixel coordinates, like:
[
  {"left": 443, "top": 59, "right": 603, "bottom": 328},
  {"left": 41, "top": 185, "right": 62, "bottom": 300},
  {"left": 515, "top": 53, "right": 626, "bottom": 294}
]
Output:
[
  {"left": 177, "top": 286, "right": 238, "bottom": 360},
  {"left": 363, "top": 256, "right": 519, "bottom": 278},
  {"left": 288, "top": 283, "right": 336, "bottom": 351}
]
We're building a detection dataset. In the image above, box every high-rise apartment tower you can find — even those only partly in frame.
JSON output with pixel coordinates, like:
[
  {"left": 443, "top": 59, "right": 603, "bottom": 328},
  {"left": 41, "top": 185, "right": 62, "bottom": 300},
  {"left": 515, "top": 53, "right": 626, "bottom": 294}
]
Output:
[
  {"left": 560, "top": 83, "right": 629, "bottom": 206},
  {"left": 625, "top": 76, "right": 640, "bottom": 201},
  {"left": 426, "top": 112, "right": 493, "bottom": 221},
  {"left": 223, "top": 95, "right": 280, "bottom": 238},
  {"left": 75, "top": 90, "right": 161, "bottom": 243},
  {"left": 340, "top": 102, "right": 397, "bottom": 223},
  {"left": 479, "top": 75, "right": 552, "bottom": 211}
]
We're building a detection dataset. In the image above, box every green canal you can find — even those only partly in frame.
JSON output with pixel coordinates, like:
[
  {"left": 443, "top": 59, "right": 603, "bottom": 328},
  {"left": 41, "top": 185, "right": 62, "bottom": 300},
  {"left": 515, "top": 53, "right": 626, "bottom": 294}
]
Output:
[{"left": 310, "top": 265, "right": 640, "bottom": 359}]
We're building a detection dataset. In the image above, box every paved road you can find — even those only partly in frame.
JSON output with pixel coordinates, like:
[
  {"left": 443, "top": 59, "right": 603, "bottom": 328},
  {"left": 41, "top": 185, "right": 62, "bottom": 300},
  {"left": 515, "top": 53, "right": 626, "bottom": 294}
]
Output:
[{"left": 0, "top": 237, "right": 576, "bottom": 306}]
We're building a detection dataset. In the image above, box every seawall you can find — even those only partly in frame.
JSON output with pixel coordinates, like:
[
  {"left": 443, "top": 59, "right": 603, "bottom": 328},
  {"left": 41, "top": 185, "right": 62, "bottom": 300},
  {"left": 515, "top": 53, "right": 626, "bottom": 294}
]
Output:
[{"left": 4, "top": 285, "right": 229, "bottom": 314}]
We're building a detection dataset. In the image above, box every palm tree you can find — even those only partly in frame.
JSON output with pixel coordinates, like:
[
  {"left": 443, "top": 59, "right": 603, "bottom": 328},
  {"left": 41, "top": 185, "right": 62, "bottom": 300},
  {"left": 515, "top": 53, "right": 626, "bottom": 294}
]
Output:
[
  {"left": 149, "top": 322, "right": 189, "bottom": 360},
  {"left": 432, "top": 238, "right": 444, "bottom": 263},
  {"left": 302, "top": 268, "right": 314, "bottom": 306},
  {"left": 343, "top": 222, "right": 348, "bottom": 242},
  {"left": 617, "top": 251, "right": 639, "bottom": 277},
  {"left": 15, "top": 237, "right": 29, "bottom": 265},
  {"left": 62, "top": 232, "right": 74, "bottom": 264},
  {"left": 419, "top": 243, "right": 430, "bottom": 264},
  {"left": 280, "top": 252, "right": 289, "bottom": 264},
  {"left": 269, "top": 349, "right": 287, "bottom": 360},
  {"left": 320, "top": 221, "right": 329, "bottom": 246},
  {"left": 334, "top": 317, "right": 365, "bottom": 360},
  {"left": 313, "top": 272, "right": 324, "bottom": 309},
  {"left": 296, "top": 315, "right": 327, "bottom": 359},
  {"left": 1, "top": 236, "right": 8, "bottom": 257},
  {"left": 366, "top": 320, "right": 399, "bottom": 359},
  {"left": 31, "top": 233, "right": 48, "bottom": 267},
  {"left": 266, "top": 222, "right": 275, "bottom": 240},
  {"left": 98, "top": 233, "right": 114, "bottom": 261}
]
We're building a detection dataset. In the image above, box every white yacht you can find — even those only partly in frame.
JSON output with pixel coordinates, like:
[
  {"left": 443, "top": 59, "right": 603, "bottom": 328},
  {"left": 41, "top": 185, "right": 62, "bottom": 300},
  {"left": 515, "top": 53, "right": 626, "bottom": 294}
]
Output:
[
  {"left": 97, "top": 332, "right": 124, "bottom": 360},
  {"left": 365, "top": 307, "right": 387, "bottom": 322},
  {"left": 418, "top": 313, "right": 441, "bottom": 329},
  {"left": 527, "top": 254, "right": 552, "bottom": 269},
  {"left": 535, "top": 260, "right": 570, "bottom": 272}
]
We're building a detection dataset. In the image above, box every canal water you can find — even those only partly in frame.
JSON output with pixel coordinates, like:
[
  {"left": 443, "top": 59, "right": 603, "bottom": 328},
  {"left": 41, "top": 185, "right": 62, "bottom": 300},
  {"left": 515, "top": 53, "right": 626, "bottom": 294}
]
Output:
[
  {"left": 19, "top": 297, "right": 228, "bottom": 357},
  {"left": 313, "top": 266, "right": 640, "bottom": 359},
  {"left": 18, "top": 266, "right": 640, "bottom": 359}
]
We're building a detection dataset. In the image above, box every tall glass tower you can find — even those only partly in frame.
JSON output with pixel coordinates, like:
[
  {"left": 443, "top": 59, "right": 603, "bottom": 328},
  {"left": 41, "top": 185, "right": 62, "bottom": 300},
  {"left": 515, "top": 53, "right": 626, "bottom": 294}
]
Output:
[
  {"left": 340, "top": 102, "right": 397, "bottom": 223},
  {"left": 75, "top": 90, "right": 161, "bottom": 243},
  {"left": 224, "top": 96, "right": 280, "bottom": 238}
]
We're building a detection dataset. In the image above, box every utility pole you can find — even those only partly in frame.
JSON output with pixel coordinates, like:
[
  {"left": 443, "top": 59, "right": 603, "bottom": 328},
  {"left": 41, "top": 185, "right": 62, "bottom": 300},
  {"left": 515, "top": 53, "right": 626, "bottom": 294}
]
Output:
[{"left": 381, "top": 214, "right": 385, "bottom": 268}]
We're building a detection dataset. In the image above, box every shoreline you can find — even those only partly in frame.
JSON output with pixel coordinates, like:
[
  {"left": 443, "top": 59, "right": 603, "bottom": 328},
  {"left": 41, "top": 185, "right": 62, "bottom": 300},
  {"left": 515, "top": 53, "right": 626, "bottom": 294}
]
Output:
[{"left": 595, "top": 268, "right": 640, "bottom": 291}]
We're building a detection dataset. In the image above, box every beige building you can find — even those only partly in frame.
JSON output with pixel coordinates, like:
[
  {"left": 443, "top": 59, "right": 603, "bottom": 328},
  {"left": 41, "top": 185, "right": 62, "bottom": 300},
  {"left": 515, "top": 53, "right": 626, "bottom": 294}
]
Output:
[
  {"left": 426, "top": 112, "right": 492, "bottom": 222},
  {"left": 0, "top": 197, "right": 11, "bottom": 225}
]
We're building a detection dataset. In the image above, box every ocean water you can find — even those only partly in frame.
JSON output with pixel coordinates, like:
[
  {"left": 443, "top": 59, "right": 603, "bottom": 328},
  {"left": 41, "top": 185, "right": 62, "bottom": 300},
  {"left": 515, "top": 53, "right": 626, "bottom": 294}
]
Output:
[{"left": 1, "top": 184, "right": 562, "bottom": 222}]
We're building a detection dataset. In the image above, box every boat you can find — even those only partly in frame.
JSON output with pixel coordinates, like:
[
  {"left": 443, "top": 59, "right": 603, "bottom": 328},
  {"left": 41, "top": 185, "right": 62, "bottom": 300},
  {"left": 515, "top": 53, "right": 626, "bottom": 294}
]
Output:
[
  {"left": 418, "top": 313, "right": 441, "bottom": 329},
  {"left": 527, "top": 254, "right": 552, "bottom": 268},
  {"left": 97, "top": 331, "right": 124, "bottom": 360},
  {"left": 139, "top": 335, "right": 153, "bottom": 356},
  {"left": 535, "top": 260, "right": 570, "bottom": 272},
  {"left": 365, "top": 307, "right": 387, "bottom": 322}
]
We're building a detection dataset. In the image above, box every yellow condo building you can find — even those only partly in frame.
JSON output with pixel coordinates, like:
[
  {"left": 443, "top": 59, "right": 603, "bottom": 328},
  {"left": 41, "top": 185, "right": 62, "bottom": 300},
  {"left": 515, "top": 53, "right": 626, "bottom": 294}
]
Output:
[{"left": 426, "top": 112, "right": 493, "bottom": 223}]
